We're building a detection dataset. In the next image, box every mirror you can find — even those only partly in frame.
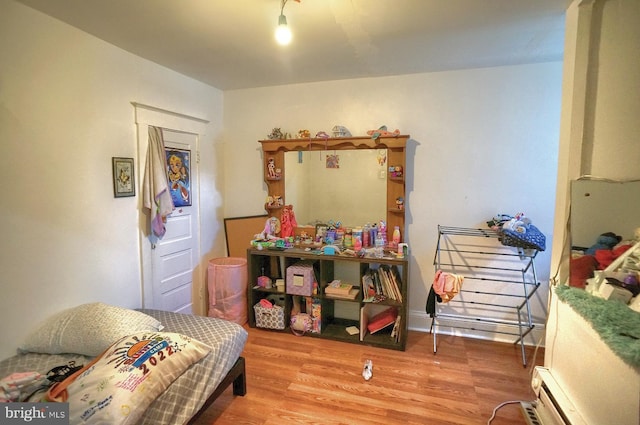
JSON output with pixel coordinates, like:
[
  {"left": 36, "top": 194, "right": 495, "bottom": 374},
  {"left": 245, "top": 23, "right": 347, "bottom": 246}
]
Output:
[
  {"left": 569, "top": 179, "right": 640, "bottom": 287},
  {"left": 285, "top": 149, "right": 387, "bottom": 227}
]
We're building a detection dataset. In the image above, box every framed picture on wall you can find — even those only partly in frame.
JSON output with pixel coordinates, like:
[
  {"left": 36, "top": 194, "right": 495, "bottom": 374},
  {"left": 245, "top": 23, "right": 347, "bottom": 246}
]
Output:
[
  {"left": 112, "top": 157, "right": 135, "bottom": 198},
  {"left": 326, "top": 154, "right": 340, "bottom": 169},
  {"left": 165, "top": 147, "right": 192, "bottom": 207}
]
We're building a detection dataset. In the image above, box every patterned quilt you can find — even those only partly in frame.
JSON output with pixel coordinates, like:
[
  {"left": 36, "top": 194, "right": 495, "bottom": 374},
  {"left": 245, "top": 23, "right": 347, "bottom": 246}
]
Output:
[{"left": 0, "top": 310, "right": 247, "bottom": 425}]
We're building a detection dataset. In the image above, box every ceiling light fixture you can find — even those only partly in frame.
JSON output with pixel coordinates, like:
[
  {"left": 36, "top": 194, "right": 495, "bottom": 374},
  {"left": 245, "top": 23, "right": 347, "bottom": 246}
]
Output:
[{"left": 275, "top": 0, "right": 300, "bottom": 46}]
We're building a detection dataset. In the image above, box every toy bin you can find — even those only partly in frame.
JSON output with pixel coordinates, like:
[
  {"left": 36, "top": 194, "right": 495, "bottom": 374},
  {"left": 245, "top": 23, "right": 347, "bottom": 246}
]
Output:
[
  {"left": 207, "top": 257, "right": 248, "bottom": 325},
  {"left": 286, "top": 261, "right": 316, "bottom": 296},
  {"left": 253, "top": 303, "right": 285, "bottom": 330}
]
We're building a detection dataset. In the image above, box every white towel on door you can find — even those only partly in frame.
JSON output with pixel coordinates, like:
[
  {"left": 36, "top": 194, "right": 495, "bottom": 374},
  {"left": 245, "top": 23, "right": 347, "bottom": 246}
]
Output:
[{"left": 142, "top": 126, "right": 174, "bottom": 237}]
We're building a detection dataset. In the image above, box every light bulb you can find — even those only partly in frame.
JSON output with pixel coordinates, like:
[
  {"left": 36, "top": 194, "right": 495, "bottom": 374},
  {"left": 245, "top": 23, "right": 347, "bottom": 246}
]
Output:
[{"left": 275, "top": 14, "right": 292, "bottom": 45}]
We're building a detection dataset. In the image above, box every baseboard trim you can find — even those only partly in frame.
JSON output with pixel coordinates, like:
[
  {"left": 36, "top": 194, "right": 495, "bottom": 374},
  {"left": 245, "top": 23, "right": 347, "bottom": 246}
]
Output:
[{"left": 407, "top": 309, "right": 546, "bottom": 347}]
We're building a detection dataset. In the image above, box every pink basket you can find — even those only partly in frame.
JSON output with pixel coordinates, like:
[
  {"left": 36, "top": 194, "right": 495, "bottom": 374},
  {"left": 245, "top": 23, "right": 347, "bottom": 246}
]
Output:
[{"left": 207, "top": 257, "right": 247, "bottom": 325}]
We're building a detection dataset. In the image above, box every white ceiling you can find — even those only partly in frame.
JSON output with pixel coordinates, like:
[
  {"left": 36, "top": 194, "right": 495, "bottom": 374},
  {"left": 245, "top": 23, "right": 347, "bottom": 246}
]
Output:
[{"left": 16, "top": 0, "right": 569, "bottom": 90}]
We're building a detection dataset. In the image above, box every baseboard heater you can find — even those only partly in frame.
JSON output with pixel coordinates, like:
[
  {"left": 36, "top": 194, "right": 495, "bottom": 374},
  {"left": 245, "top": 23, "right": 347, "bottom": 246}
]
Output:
[{"left": 520, "top": 367, "right": 586, "bottom": 425}]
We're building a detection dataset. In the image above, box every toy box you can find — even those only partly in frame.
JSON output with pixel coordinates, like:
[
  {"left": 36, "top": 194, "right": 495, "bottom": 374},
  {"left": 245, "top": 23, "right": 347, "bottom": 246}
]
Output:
[{"left": 286, "top": 261, "right": 317, "bottom": 296}]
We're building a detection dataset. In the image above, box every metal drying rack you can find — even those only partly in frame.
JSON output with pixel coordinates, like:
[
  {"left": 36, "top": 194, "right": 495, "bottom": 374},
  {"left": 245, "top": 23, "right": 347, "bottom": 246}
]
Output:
[{"left": 430, "top": 225, "right": 541, "bottom": 366}]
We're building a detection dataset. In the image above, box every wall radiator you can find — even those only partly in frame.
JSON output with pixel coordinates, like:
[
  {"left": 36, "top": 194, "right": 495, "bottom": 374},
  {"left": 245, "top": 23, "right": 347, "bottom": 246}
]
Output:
[{"left": 520, "top": 367, "right": 586, "bottom": 425}]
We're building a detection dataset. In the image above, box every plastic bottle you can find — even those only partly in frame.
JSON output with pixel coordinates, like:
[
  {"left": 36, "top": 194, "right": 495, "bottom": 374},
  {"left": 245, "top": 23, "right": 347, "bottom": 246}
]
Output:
[
  {"left": 392, "top": 226, "right": 401, "bottom": 249},
  {"left": 379, "top": 220, "right": 387, "bottom": 248},
  {"left": 353, "top": 227, "right": 363, "bottom": 247},
  {"left": 354, "top": 235, "right": 362, "bottom": 251},
  {"left": 363, "top": 223, "right": 370, "bottom": 247},
  {"left": 344, "top": 228, "right": 352, "bottom": 248},
  {"left": 370, "top": 223, "right": 378, "bottom": 249},
  {"left": 375, "top": 232, "right": 384, "bottom": 258}
]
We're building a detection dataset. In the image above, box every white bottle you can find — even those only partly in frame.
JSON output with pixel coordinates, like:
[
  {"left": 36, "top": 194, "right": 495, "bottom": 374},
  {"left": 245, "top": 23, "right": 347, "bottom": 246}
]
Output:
[{"left": 375, "top": 232, "right": 384, "bottom": 258}]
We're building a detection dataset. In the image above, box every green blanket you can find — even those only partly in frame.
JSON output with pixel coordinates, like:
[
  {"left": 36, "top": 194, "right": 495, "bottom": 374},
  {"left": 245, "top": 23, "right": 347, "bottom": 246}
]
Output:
[{"left": 555, "top": 284, "right": 640, "bottom": 369}]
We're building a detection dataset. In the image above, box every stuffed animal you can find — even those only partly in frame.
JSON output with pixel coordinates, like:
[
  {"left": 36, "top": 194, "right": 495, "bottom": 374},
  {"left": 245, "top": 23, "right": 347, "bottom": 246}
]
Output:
[
  {"left": 585, "top": 232, "right": 622, "bottom": 256},
  {"left": 268, "top": 128, "right": 284, "bottom": 140}
]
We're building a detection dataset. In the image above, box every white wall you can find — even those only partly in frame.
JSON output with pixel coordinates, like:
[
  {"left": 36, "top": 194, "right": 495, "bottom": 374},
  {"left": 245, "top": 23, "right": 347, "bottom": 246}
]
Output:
[
  {"left": 0, "top": 1, "right": 225, "bottom": 361},
  {"left": 587, "top": 0, "right": 640, "bottom": 180},
  {"left": 223, "top": 62, "right": 563, "bottom": 341},
  {"left": 546, "top": 0, "right": 640, "bottom": 422},
  {"left": 550, "top": 0, "right": 640, "bottom": 315}
]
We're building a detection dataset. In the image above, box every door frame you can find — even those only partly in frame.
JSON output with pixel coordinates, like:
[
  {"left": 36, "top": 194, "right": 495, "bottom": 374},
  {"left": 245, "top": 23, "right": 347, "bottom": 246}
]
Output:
[{"left": 133, "top": 102, "right": 209, "bottom": 310}]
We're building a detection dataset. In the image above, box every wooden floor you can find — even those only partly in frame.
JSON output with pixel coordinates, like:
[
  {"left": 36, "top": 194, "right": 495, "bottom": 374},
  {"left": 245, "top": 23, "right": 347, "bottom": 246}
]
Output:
[{"left": 193, "top": 326, "right": 544, "bottom": 425}]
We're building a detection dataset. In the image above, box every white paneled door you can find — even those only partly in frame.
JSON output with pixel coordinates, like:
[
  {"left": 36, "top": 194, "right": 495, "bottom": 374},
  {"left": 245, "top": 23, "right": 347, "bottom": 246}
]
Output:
[{"left": 150, "top": 130, "right": 199, "bottom": 314}]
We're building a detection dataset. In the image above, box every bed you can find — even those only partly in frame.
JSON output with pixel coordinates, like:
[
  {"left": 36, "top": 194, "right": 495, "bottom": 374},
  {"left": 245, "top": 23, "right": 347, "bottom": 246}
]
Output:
[{"left": 0, "top": 303, "right": 248, "bottom": 424}]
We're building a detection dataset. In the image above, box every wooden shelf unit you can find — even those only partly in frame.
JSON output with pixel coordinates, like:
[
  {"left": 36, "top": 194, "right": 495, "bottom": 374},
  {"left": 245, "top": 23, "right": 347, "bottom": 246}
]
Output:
[
  {"left": 258, "top": 135, "right": 408, "bottom": 237},
  {"left": 247, "top": 247, "right": 409, "bottom": 351}
]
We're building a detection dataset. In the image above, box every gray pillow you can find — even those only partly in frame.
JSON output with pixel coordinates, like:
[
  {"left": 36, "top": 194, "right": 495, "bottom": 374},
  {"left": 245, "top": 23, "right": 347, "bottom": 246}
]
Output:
[{"left": 19, "top": 302, "right": 163, "bottom": 356}]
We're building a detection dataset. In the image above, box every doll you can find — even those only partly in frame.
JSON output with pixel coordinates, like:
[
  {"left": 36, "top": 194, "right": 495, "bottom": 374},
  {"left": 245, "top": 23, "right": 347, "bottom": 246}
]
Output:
[
  {"left": 267, "top": 158, "right": 277, "bottom": 178},
  {"left": 280, "top": 205, "right": 298, "bottom": 239},
  {"left": 255, "top": 216, "right": 280, "bottom": 241}
]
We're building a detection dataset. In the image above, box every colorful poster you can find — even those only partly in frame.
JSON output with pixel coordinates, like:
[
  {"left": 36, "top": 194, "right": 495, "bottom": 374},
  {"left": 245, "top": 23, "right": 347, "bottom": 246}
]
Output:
[{"left": 165, "top": 148, "right": 191, "bottom": 207}]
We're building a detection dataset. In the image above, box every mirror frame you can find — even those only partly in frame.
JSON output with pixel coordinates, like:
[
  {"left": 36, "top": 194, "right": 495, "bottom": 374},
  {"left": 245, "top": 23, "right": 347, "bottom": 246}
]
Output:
[{"left": 258, "top": 135, "right": 408, "bottom": 238}]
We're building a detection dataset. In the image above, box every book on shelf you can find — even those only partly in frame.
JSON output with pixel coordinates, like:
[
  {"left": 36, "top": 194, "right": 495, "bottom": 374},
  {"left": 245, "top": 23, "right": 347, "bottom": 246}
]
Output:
[
  {"left": 359, "top": 305, "right": 368, "bottom": 341},
  {"left": 380, "top": 265, "right": 402, "bottom": 302},
  {"left": 362, "top": 266, "right": 403, "bottom": 303},
  {"left": 384, "top": 267, "right": 398, "bottom": 300},
  {"left": 390, "top": 314, "right": 401, "bottom": 342},
  {"left": 345, "top": 326, "right": 359, "bottom": 336},
  {"left": 325, "top": 288, "right": 360, "bottom": 300},
  {"left": 361, "top": 273, "right": 376, "bottom": 302},
  {"left": 325, "top": 280, "right": 354, "bottom": 296},
  {"left": 373, "top": 269, "right": 386, "bottom": 297},
  {"left": 373, "top": 271, "right": 384, "bottom": 296},
  {"left": 391, "top": 265, "right": 403, "bottom": 302},
  {"left": 366, "top": 306, "right": 398, "bottom": 334}
]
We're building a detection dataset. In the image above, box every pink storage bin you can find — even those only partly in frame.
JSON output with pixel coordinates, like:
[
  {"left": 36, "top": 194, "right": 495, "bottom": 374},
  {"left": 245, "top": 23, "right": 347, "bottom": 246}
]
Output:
[
  {"left": 286, "top": 261, "right": 315, "bottom": 296},
  {"left": 207, "top": 257, "right": 247, "bottom": 325}
]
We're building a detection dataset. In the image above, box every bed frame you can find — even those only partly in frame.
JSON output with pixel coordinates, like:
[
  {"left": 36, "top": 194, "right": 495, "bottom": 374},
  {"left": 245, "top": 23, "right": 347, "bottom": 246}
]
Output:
[{"left": 186, "top": 356, "right": 246, "bottom": 424}]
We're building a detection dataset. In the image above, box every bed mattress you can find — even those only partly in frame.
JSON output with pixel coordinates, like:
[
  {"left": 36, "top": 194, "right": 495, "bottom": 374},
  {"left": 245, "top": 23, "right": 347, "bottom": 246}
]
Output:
[{"left": 0, "top": 309, "right": 247, "bottom": 425}]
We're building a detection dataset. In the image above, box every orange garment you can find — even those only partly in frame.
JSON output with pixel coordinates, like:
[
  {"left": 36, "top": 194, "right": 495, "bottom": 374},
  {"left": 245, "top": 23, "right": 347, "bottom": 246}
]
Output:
[{"left": 432, "top": 270, "right": 464, "bottom": 302}]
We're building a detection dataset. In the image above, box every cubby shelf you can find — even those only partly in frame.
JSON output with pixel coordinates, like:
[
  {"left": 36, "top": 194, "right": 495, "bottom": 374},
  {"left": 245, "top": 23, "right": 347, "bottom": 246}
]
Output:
[{"left": 247, "top": 247, "right": 409, "bottom": 351}]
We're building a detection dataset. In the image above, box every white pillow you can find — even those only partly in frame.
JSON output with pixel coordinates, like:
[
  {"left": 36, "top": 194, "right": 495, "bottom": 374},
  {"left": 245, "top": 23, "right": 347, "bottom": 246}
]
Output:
[
  {"left": 19, "top": 303, "right": 163, "bottom": 356},
  {"left": 48, "top": 331, "right": 211, "bottom": 425}
]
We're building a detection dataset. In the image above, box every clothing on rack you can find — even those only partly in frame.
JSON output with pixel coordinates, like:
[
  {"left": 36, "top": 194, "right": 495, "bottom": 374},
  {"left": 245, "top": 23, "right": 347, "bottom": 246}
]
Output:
[
  {"left": 432, "top": 270, "right": 464, "bottom": 302},
  {"left": 426, "top": 287, "right": 442, "bottom": 317},
  {"left": 431, "top": 225, "right": 540, "bottom": 366}
]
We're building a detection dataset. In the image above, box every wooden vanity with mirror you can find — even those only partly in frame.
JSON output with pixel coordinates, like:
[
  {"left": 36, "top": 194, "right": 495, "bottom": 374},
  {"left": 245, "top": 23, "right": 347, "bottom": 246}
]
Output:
[{"left": 249, "top": 135, "right": 410, "bottom": 350}]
